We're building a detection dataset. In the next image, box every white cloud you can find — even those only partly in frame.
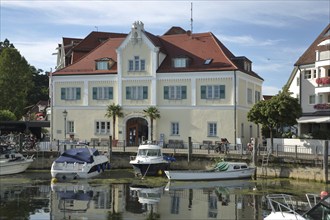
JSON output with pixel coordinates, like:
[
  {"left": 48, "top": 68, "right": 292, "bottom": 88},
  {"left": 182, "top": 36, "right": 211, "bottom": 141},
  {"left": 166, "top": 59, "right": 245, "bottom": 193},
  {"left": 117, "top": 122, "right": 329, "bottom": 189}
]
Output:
[{"left": 262, "top": 85, "right": 281, "bottom": 96}]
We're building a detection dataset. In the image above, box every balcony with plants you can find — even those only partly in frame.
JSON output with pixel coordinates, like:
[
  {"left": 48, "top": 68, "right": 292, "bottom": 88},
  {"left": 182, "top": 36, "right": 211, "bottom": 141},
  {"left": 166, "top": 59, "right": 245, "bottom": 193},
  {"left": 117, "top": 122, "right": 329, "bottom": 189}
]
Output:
[
  {"left": 313, "top": 103, "right": 330, "bottom": 110},
  {"left": 316, "top": 77, "right": 330, "bottom": 86},
  {"left": 315, "top": 77, "right": 330, "bottom": 94}
]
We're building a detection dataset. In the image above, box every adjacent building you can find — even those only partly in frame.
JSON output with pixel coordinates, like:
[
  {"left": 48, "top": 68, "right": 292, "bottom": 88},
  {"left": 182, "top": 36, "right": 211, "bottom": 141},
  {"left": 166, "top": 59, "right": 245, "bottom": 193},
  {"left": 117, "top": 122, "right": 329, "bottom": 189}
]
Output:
[
  {"left": 287, "top": 23, "right": 330, "bottom": 138},
  {"left": 51, "top": 21, "right": 263, "bottom": 147}
]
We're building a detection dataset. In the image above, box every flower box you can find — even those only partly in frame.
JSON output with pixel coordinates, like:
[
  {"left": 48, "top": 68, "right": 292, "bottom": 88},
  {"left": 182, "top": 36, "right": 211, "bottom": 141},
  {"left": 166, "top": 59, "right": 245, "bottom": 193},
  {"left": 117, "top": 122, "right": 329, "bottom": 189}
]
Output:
[{"left": 314, "top": 103, "right": 330, "bottom": 109}]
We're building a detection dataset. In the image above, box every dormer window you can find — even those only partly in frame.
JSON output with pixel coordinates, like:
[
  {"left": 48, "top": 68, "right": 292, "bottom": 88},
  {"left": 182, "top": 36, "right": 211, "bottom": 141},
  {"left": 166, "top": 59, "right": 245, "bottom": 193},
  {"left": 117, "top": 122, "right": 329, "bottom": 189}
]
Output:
[
  {"left": 244, "top": 61, "right": 251, "bottom": 72},
  {"left": 95, "top": 58, "right": 115, "bottom": 70},
  {"left": 173, "top": 57, "right": 189, "bottom": 68}
]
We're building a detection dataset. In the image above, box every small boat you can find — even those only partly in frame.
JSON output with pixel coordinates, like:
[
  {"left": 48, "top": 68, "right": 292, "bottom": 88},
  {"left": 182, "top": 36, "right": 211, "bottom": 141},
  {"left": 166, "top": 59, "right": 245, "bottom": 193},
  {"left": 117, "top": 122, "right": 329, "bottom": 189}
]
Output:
[
  {"left": 129, "top": 141, "right": 175, "bottom": 177},
  {"left": 164, "top": 161, "right": 255, "bottom": 181},
  {"left": 51, "top": 146, "right": 109, "bottom": 180},
  {"left": 264, "top": 193, "right": 330, "bottom": 220},
  {"left": 0, "top": 145, "right": 34, "bottom": 175}
]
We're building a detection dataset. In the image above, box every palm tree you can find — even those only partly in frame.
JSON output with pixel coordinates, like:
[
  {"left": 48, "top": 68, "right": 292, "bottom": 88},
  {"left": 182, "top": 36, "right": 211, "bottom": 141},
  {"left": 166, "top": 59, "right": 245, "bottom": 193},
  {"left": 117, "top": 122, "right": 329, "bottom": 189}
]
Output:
[
  {"left": 105, "top": 103, "right": 124, "bottom": 144},
  {"left": 143, "top": 106, "right": 160, "bottom": 141}
]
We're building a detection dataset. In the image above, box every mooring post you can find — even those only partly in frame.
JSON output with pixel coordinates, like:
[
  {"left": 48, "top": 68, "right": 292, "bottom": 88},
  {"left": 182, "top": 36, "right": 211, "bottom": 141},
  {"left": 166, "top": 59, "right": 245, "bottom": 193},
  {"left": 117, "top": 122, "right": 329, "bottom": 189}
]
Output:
[
  {"left": 323, "top": 140, "right": 328, "bottom": 183},
  {"left": 108, "top": 136, "right": 112, "bottom": 163},
  {"left": 188, "top": 137, "right": 192, "bottom": 163}
]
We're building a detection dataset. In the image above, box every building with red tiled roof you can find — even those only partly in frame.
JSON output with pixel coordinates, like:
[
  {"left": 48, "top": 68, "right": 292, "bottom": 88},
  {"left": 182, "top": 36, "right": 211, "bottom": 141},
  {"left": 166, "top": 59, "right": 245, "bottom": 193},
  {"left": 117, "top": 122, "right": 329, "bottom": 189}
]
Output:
[
  {"left": 287, "top": 23, "right": 330, "bottom": 138},
  {"left": 51, "top": 21, "right": 263, "bottom": 147}
]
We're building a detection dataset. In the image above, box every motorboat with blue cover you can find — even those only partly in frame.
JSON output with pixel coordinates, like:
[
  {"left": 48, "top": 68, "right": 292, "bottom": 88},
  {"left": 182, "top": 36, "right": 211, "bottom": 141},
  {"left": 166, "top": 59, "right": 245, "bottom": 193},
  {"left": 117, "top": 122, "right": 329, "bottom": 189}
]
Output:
[
  {"left": 129, "top": 141, "right": 175, "bottom": 177},
  {"left": 51, "top": 147, "right": 109, "bottom": 180}
]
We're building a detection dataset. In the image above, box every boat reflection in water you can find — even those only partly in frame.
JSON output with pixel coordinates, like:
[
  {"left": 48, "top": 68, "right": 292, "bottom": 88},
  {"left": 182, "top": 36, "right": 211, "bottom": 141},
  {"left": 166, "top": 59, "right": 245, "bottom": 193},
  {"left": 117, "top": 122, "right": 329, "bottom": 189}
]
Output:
[
  {"left": 1, "top": 172, "right": 325, "bottom": 219},
  {"left": 129, "top": 185, "right": 164, "bottom": 219},
  {"left": 50, "top": 180, "right": 112, "bottom": 219}
]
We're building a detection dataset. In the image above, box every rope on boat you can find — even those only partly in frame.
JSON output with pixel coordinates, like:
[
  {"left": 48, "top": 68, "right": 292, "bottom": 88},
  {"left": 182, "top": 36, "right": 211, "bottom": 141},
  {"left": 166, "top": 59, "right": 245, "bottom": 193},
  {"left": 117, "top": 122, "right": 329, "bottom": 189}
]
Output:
[{"left": 141, "top": 164, "right": 151, "bottom": 180}]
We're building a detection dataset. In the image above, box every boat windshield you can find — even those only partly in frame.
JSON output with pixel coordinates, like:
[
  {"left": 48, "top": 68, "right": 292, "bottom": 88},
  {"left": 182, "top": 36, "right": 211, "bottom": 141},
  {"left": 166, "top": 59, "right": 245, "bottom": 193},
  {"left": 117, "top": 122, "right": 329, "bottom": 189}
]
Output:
[
  {"left": 137, "top": 149, "right": 160, "bottom": 157},
  {"left": 303, "top": 195, "right": 330, "bottom": 220}
]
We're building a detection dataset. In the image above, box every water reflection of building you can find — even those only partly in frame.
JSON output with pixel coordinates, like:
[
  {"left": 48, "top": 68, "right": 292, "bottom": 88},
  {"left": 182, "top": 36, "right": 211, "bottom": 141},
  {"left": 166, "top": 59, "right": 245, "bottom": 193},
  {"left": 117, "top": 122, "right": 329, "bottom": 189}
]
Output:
[
  {"left": 50, "top": 181, "right": 113, "bottom": 219},
  {"left": 160, "top": 181, "right": 257, "bottom": 219}
]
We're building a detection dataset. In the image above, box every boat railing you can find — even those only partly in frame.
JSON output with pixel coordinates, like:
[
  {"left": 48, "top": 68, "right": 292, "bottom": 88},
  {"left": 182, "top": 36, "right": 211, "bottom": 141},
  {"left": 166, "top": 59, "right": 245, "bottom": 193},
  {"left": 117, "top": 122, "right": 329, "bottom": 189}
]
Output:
[
  {"left": 266, "top": 194, "right": 302, "bottom": 217},
  {"left": 306, "top": 193, "right": 320, "bottom": 208}
]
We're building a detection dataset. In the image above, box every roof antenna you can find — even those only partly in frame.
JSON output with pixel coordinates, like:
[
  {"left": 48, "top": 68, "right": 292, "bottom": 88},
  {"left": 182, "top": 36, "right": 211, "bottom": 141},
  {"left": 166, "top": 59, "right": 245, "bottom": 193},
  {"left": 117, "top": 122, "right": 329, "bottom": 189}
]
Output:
[
  {"left": 95, "top": 26, "right": 98, "bottom": 32},
  {"left": 190, "top": 2, "right": 193, "bottom": 33}
]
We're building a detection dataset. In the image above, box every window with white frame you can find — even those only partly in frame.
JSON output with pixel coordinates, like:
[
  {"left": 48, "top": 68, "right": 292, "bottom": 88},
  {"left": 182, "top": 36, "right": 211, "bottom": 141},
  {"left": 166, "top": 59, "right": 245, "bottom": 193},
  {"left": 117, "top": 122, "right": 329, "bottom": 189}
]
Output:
[
  {"left": 313, "top": 69, "right": 317, "bottom": 78},
  {"left": 173, "top": 58, "right": 188, "bottom": 68},
  {"left": 92, "top": 87, "right": 113, "bottom": 100},
  {"left": 201, "top": 85, "right": 225, "bottom": 99},
  {"left": 309, "top": 95, "right": 316, "bottom": 104},
  {"left": 304, "top": 70, "right": 312, "bottom": 79},
  {"left": 96, "top": 61, "right": 108, "bottom": 70},
  {"left": 95, "top": 121, "right": 110, "bottom": 134},
  {"left": 164, "top": 86, "right": 187, "bottom": 100},
  {"left": 255, "top": 91, "right": 261, "bottom": 102},
  {"left": 171, "top": 122, "right": 179, "bottom": 135},
  {"left": 247, "top": 88, "right": 253, "bottom": 104},
  {"left": 61, "top": 88, "right": 81, "bottom": 100},
  {"left": 126, "top": 86, "right": 148, "bottom": 100},
  {"left": 208, "top": 122, "right": 217, "bottom": 137},
  {"left": 296, "top": 77, "right": 300, "bottom": 86},
  {"left": 128, "top": 56, "right": 145, "bottom": 71},
  {"left": 68, "top": 121, "right": 74, "bottom": 134}
]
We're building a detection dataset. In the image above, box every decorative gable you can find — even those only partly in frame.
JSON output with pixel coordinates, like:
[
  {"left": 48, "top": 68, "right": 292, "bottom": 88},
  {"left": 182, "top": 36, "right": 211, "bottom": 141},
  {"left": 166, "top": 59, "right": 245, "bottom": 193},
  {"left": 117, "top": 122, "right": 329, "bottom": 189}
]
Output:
[{"left": 131, "top": 21, "right": 144, "bottom": 44}]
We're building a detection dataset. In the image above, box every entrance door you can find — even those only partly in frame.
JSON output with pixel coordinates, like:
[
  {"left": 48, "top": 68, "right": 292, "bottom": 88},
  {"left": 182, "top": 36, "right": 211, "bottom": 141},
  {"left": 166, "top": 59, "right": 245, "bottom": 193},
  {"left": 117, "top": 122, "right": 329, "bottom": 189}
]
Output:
[{"left": 126, "top": 118, "right": 148, "bottom": 146}]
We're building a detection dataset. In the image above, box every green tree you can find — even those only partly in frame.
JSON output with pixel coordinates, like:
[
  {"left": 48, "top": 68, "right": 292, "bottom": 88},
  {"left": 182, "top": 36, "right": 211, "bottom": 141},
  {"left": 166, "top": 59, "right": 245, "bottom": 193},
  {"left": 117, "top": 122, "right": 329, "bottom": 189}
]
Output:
[
  {"left": 105, "top": 103, "right": 124, "bottom": 142},
  {"left": 27, "top": 66, "right": 49, "bottom": 107},
  {"left": 0, "top": 39, "right": 33, "bottom": 119},
  {"left": 143, "top": 106, "right": 160, "bottom": 141},
  {"left": 0, "top": 110, "right": 17, "bottom": 121},
  {"left": 247, "top": 87, "right": 302, "bottom": 149}
]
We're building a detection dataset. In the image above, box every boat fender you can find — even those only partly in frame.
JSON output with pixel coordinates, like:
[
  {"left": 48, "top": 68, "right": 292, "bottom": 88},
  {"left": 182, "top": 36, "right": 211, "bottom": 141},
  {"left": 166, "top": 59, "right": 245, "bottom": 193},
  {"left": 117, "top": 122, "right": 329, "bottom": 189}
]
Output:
[
  {"left": 107, "top": 162, "right": 111, "bottom": 170},
  {"left": 97, "top": 165, "right": 101, "bottom": 173},
  {"left": 101, "top": 163, "right": 105, "bottom": 172}
]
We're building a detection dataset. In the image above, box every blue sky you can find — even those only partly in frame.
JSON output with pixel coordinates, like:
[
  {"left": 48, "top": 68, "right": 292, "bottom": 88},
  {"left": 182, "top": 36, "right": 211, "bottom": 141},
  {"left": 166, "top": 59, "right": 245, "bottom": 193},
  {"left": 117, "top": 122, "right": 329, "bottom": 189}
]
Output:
[{"left": 1, "top": 0, "right": 329, "bottom": 95}]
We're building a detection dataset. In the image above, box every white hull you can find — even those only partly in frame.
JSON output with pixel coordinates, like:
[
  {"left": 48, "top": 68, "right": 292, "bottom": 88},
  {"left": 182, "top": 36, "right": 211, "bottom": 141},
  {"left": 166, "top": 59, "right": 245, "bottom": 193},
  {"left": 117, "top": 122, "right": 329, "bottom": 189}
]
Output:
[
  {"left": 0, "top": 158, "right": 34, "bottom": 176},
  {"left": 165, "top": 162, "right": 255, "bottom": 181},
  {"left": 51, "top": 156, "right": 109, "bottom": 180},
  {"left": 165, "top": 168, "right": 255, "bottom": 181}
]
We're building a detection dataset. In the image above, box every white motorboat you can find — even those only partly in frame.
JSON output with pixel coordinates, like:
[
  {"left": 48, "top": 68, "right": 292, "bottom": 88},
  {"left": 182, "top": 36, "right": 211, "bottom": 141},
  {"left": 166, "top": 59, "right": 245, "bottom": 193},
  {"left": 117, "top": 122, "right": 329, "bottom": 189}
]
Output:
[
  {"left": 264, "top": 193, "right": 330, "bottom": 220},
  {"left": 129, "top": 141, "right": 175, "bottom": 177},
  {"left": 51, "top": 146, "right": 109, "bottom": 181},
  {"left": 164, "top": 161, "right": 255, "bottom": 181},
  {"left": 0, "top": 145, "right": 34, "bottom": 175}
]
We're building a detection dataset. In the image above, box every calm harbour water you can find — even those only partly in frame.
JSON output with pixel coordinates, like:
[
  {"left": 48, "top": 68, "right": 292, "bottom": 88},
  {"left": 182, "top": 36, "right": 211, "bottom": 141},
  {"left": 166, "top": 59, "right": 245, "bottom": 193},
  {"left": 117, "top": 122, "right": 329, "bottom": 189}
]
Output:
[{"left": 0, "top": 170, "right": 328, "bottom": 220}]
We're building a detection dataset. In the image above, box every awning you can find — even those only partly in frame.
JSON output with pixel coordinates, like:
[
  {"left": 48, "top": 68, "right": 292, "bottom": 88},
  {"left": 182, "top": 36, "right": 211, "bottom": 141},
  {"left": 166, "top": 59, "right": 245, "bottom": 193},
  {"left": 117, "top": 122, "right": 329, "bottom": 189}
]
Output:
[{"left": 297, "top": 116, "right": 330, "bottom": 123}]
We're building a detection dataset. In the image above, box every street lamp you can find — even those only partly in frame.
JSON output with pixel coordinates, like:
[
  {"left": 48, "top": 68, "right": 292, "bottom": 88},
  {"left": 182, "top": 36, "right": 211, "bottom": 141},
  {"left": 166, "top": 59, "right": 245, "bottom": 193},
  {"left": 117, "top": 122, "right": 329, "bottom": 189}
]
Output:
[{"left": 62, "top": 110, "right": 68, "bottom": 140}]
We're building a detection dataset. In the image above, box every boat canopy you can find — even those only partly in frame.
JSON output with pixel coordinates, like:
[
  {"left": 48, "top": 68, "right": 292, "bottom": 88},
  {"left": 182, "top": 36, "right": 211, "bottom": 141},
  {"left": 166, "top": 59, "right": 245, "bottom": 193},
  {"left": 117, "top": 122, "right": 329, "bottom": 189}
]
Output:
[{"left": 55, "top": 148, "right": 99, "bottom": 164}]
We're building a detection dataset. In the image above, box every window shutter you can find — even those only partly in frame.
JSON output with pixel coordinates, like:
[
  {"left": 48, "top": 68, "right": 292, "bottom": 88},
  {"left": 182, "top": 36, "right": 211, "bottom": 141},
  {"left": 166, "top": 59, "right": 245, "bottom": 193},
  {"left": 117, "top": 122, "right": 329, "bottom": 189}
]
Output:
[
  {"left": 143, "top": 86, "right": 148, "bottom": 99},
  {"left": 61, "top": 88, "right": 65, "bottom": 100},
  {"left": 220, "top": 85, "right": 225, "bottom": 99},
  {"left": 76, "top": 88, "right": 81, "bottom": 100},
  {"left": 181, "top": 86, "right": 187, "bottom": 99},
  {"left": 201, "top": 86, "right": 206, "bottom": 99},
  {"left": 126, "top": 87, "right": 131, "bottom": 99},
  {"left": 109, "top": 87, "right": 113, "bottom": 99},
  {"left": 164, "top": 86, "right": 169, "bottom": 99},
  {"left": 92, "top": 87, "right": 97, "bottom": 99}
]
